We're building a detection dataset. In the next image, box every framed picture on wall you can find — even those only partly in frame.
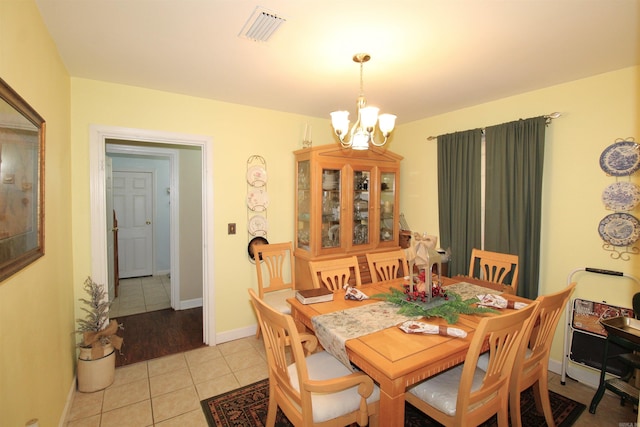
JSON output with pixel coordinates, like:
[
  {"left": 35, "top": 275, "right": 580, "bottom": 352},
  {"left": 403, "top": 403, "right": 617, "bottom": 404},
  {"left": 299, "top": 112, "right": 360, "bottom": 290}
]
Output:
[{"left": 0, "top": 77, "right": 45, "bottom": 282}]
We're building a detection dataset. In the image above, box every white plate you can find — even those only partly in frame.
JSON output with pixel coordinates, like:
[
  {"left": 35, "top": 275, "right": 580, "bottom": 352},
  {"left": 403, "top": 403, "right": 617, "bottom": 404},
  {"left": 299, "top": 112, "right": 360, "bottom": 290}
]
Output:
[
  {"left": 602, "top": 181, "right": 640, "bottom": 211},
  {"left": 598, "top": 213, "right": 640, "bottom": 246},
  {"left": 247, "top": 189, "right": 269, "bottom": 211},
  {"left": 248, "top": 215, "right": 268, "bottom": 235},
  {"left": 246, "top": 165, "right": 267, "bottom": 187},
  {"left": 600, "top": 140, "right": 640, "bottom": 176}
]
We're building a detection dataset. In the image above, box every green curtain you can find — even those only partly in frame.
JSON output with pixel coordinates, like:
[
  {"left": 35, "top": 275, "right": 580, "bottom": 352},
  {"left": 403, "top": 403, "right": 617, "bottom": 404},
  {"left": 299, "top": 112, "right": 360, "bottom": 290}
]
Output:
[
  {"left": 484, "top": 117, "right": 546, "bottom": 299},
  {"left": 437, "top": 129, "right": 483, "bottom": 277}
]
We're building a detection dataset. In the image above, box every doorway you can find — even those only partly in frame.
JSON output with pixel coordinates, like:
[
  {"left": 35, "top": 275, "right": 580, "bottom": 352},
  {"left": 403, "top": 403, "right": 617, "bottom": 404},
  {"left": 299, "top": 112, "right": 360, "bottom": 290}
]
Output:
[{"left": 89, "top": 125, "right": 216, "bottom": 345}]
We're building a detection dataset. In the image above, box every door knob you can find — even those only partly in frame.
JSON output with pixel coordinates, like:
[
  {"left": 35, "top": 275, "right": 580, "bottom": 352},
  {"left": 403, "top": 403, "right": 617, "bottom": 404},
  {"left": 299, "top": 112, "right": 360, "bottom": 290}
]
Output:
[{"left": 146, "top": 220, "right": 151, "bottom": 225}]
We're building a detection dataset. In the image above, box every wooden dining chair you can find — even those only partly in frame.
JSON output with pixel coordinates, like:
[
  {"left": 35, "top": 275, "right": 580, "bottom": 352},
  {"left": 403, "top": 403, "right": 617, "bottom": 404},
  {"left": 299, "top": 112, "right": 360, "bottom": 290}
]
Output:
[
  {"left": 405, "top": 301, "right": 539, "bottom": 427},
  {"left": 365, "top": 249, "right": 410, "bottom": 283},
  {"left": 468, "top": 248, "right": 520, "bottom": 294},
  {"left": 477, "top": 282, "right": 576, "bottom": 427},
  {"left": 253, "top": 241, "right": 296, "bottom": 338},
  {"left": 248, "top": 289, "right": 380, "bottom": 427},
  {"left": 308, "top": 256, "right": 362, "bottom": 292}
]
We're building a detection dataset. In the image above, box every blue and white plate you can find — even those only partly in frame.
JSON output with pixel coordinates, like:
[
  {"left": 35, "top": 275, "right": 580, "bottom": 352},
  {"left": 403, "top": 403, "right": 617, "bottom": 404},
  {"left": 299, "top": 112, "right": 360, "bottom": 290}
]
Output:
[
  {"left": 598, "top": 213, "right": 640, "bottom": 247},
  {"left": 602, "top": 181, "right": 640, "bottom": 211},
  {"left": 600, "top": 140, "right": 640, "bottom": 176}
]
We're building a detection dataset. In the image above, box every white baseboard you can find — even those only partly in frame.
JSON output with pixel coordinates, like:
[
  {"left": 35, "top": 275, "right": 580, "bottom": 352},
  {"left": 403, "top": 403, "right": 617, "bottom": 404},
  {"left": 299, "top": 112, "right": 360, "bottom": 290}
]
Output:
[
  {"left": 215, "top": 325, "right": 257, "bottom": 344},
  {"left": 178, "top": 298, "right": 202, "bottom": 310},
  {"left": 59, "top": 376, "right": 77, "bottom": 427}
]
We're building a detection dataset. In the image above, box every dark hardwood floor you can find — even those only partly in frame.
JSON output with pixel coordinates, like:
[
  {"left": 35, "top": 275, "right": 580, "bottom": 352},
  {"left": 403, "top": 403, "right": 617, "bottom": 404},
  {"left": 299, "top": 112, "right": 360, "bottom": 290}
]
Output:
[{"left": 113, "top": 307, "right": 205, "bottom": 367}]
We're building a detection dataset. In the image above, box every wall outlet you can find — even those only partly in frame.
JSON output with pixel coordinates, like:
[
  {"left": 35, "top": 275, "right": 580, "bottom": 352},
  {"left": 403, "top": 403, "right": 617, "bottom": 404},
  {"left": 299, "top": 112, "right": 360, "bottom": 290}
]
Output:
[{"left": 228, "top": 223, "right": 236, "bottom": 235}]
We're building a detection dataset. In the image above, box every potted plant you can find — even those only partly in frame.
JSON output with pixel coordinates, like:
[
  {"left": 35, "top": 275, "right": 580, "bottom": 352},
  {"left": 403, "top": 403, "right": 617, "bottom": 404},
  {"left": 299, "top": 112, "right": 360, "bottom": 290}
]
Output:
[{"left": 76, "top": 276, "right": 124, "bottom": 392}]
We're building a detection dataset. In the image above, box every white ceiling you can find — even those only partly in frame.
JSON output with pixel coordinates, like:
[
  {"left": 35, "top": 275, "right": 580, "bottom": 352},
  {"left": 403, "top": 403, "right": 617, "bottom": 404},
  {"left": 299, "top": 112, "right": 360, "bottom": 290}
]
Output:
[{"left": 35, "top": 0, "right": 638, "bottom": 124}]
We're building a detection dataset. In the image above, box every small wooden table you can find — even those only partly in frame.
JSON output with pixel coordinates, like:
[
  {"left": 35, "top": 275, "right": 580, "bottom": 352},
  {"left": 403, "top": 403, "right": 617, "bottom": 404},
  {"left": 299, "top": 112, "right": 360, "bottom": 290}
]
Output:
[{"left": 288, "top": 276, "right": 529, "bottom": 426}]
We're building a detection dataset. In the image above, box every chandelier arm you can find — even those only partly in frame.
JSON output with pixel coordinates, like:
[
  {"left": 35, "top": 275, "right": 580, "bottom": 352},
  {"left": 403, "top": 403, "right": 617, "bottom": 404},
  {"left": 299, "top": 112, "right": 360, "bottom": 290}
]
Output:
[{"left": 370, "top": 134, "right": 389, "bottom": 147}]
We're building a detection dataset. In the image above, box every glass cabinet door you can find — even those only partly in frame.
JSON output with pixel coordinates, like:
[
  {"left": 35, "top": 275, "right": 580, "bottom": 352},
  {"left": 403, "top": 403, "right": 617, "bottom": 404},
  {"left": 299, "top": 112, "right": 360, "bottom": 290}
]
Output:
[
  {"left": 352, "top": 169, "right": 370, "bottom": 246},
  {"left": 321, "top": 168, "right": 341, "bottom": 249},
  {"left": 296, "top": 160, "right": 310, "bottom": 250},
  {"left": 379, "top": 171, "right": 396, "bottom": 242}
]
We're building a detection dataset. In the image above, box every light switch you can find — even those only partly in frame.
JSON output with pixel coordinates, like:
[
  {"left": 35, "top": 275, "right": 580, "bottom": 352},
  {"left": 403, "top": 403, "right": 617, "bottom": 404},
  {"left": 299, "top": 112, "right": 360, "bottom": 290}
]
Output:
[{"left": 228, "top": 223, "right": 236, "bottom": 235}]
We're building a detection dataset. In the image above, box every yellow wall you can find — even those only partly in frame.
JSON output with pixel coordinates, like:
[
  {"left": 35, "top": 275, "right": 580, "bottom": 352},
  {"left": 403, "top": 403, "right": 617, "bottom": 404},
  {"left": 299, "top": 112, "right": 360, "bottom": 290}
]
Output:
[
  {"left": 393, "top": 66, "right": 639, "bottom": 365},
  {"left": 1, "top": 0, "right": 639, "bottom": 424},
  {"left": 0, "top": 1, "right": 73, "bottom": 426},
  {"left": 70, "top": 78, "right": 334, "bottom": 334}
]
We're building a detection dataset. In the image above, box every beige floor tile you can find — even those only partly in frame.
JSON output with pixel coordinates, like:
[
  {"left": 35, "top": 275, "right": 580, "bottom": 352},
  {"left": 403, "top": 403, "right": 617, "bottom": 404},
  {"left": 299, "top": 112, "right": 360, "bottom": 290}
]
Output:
[
  {"left": 67, "top": 390, "right": 104, "bottom": 421},
  {"left": 149, "top": 367, "right": 194, "bottom": 397},
  {"left": 151, "top": 385, "right": 200, "bottom": 423},
  {"left": 189, "top": 357, "right": 232, "bottom": 384},
  {"left": 154, "top": 408, "right": 208, "bottom": 427},
  {"left": 184, "top": 345, "right": 223, "bottom": 366},
  {"left": 120, "top": 295, "right": 145, "bottom": 308},
  {"left": 119, "top": 305, "right": 147, "bottom": 317},
  {"left": 66, "top": 414, "right": 101, "bottom": 427},
  {"left": 218, "top": 338, "right": 255, "bottom": 356},
  {"left": 146, "top": 301, "right": 171, "bottom": 311},
  {"left": 111, "top": 361, "right": 148, "bottom": 387},
  {"left": 102, "top": 378, "right": 150, "bottom": 412},
  {"left": 224, "top": 347, "right": 263, "bottom": 371},
  {"left": 194, "top": 373, "right": 240, "bottom": 401},
  {"left": 234, "top": 363, "right": 269, "bottom": 386},
  {"left": 100, "top": 400, "right": 153, "bottom": 427},
  {"left": 148, "top": 353, "right": 187, "bottom": 377}
]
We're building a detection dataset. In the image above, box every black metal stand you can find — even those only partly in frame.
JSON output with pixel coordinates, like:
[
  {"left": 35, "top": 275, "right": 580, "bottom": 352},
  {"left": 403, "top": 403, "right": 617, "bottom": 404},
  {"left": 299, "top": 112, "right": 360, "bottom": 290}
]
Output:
[{"left": 589, "top": 332, "right": 640, "bottom": 413}]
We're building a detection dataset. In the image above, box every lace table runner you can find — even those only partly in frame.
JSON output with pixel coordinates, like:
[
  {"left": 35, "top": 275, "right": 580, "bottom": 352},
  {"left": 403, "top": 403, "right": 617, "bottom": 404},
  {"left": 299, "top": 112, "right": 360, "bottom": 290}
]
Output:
[
  {"left": 311, "top": 301, "right": 416, "bottom": 370},
  {"left": 311, "top": 282, "right": 502, "bottom": 370},
  {"left": 445, "top": 281, "right": 503, "bottom": 300}
]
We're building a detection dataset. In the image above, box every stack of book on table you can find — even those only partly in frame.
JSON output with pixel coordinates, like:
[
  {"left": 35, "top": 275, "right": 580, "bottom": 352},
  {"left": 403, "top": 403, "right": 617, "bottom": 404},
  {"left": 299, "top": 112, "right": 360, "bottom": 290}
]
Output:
[{"left": 295, "top": 287, "right": 334, "bottom": 304}]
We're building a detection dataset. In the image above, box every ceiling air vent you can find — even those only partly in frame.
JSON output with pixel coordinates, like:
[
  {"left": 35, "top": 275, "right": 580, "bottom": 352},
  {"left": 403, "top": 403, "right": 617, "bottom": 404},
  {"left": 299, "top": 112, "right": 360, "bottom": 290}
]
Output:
[{"left": 238, "top": 7, "right": 286, "bottom": 42}]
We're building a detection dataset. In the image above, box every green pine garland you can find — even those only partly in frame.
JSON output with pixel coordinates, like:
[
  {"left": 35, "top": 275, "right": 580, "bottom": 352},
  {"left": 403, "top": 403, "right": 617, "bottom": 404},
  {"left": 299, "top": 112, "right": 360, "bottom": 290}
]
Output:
[{"left": 371, "top": 287, "right": 498, "bottom": 324}]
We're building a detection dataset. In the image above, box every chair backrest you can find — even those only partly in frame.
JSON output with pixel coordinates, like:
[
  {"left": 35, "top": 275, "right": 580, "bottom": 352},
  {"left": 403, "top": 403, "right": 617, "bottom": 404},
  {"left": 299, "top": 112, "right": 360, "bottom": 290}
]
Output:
[
  {"left": 254, "top": 241, "right": 295, "bottom": 298},
  {"left": 366, "top": 249, "right": 410, "bottom": 283},
  {"left": 455, "top": 301, "right": 539, "bottom": 425},
  {"left": 512, "top": 283, "right": 576, "bottom": 390},
  {"left": 248, "top": 288, "right": 309, "bottom": 424},
  {"left": 308, "top": 256, "right": 362, "bottom": 291},
  {"left": 468, "top": 248, "right": 519, "bottom": 293}
]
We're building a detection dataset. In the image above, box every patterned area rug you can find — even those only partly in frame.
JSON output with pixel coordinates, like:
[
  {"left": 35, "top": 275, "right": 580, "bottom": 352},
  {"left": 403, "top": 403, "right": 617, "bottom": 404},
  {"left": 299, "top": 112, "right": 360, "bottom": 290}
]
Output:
[{"left": 201, "top": 378, "right": 586, "bottom": 427}]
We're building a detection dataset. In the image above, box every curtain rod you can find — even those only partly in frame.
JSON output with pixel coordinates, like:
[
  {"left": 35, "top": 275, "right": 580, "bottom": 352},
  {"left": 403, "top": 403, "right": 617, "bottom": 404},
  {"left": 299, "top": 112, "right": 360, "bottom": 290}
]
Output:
[{"left": 425, "top": 112, "right": 561, "bottom": 141}]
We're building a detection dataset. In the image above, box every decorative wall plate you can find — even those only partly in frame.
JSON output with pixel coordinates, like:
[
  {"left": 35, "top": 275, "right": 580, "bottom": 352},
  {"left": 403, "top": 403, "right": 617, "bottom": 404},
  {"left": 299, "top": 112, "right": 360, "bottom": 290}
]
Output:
[
  {"left": 602, "top": 181, "right": 640, "bottom": 211},
  {"left": 248, "top": 236, "right": 269, "bottom": 261},
  {"left": 248, "top": 215, "right": 268, "bottom": 235},
  {"left": 598, "top": 212, "right": 640, "bottom": 247},
  {"left": 599, "top": 140, "right": 640, "bottom": 176},
  {"left": 247, "top": 188, "right": 269, "bottom": 211},
  {"left": 246, "top": 165, "right": 267, "bottom": 187}
]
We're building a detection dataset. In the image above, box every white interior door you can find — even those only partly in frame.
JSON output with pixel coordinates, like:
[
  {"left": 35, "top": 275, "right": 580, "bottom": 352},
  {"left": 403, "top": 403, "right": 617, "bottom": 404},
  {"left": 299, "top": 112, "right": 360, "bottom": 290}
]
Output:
[{"left": 113, "top": 170, "right": 154, "bottom": 278}]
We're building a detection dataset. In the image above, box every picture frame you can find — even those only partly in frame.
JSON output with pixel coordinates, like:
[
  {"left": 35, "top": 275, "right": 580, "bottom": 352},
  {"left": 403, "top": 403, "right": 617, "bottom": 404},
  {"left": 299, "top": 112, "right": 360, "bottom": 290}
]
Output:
[{"left": 0, "top": 77, "right": 45, "bottom": 282}]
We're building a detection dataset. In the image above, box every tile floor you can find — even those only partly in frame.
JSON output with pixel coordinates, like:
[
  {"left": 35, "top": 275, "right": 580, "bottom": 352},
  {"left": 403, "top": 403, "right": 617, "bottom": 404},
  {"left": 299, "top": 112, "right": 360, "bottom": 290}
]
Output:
[
  {"left": 65, "top": 333, "right": 638, "bottom": 427},
  {"left": 65, "top": 336, "right": 269, "bottom": 426},
  {"left": 109, "top": 276, "right": 172, "bottom": 318}
]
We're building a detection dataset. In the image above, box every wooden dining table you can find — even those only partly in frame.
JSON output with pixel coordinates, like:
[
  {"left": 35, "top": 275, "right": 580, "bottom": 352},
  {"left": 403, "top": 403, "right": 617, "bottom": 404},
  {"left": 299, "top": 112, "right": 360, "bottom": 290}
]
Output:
[{"left": 288, "top": 275, "right": 530, "bottom": 426}]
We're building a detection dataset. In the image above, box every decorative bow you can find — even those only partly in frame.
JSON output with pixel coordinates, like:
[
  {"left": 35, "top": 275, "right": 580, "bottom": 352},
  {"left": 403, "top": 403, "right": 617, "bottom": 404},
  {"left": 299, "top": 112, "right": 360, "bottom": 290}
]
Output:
[{"left": 83, "top": 319, "right": 124, "bottom": 360}]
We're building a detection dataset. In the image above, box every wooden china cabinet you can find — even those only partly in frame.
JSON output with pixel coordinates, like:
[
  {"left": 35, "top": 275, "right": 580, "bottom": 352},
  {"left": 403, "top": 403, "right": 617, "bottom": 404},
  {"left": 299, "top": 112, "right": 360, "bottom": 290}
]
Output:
[{"left": 294, "top": 144, "right": 403, "bottom": 289}]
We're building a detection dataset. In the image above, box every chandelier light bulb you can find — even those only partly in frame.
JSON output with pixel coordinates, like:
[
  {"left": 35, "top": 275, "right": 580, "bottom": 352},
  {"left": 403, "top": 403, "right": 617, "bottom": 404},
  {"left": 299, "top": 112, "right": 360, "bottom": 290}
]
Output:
[{"left": 330, "top": 53, "right": 396, "bottom": 150}]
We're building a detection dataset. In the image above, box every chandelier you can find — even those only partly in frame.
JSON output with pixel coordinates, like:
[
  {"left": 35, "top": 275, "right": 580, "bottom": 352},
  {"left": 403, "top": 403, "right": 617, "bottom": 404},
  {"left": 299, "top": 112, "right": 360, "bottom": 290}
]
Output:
[{"left": 330, "top": 53, "right": 397, "bottom": 150}]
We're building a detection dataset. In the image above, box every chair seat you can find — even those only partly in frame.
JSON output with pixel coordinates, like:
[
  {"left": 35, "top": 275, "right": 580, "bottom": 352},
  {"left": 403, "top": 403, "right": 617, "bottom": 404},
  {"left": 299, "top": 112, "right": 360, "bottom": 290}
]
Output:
[
  {"left": 477, "top": 348, "right": 533, "bottom": 372},
  {"left": 288, "top": 351, "right": 380, "bottom": 423},
  {"left": 407, "top": 365, "right": 484, "bottom": 416},
  {"left": 263, "top": 289, "right": 295, "bottom": 314}
]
